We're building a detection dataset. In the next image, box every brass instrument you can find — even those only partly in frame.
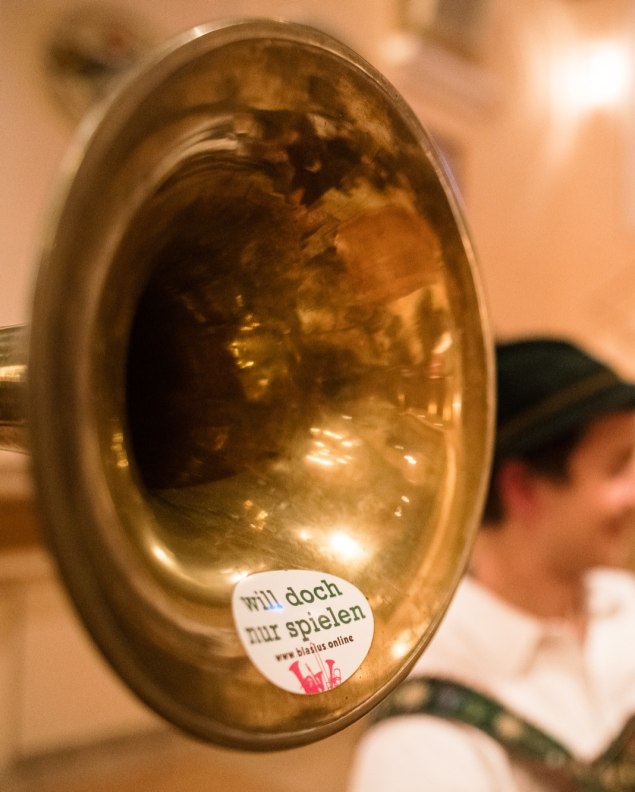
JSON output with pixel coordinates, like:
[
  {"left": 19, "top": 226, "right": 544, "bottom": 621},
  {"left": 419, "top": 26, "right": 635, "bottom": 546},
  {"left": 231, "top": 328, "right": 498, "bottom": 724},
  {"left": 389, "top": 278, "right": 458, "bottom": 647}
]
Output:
[{"left": 0, "top": 19, "right": 493, "bottom": 750}]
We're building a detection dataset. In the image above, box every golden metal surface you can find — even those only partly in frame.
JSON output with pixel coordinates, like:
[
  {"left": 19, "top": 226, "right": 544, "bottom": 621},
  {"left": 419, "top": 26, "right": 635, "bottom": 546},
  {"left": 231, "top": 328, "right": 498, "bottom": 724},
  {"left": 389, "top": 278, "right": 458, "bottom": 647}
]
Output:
[
  {"left": 0, "top": 325, "right": 28, "bottom": 451},
  {"left": 0, "top": 20, "right": 493, "bottom": 749}
]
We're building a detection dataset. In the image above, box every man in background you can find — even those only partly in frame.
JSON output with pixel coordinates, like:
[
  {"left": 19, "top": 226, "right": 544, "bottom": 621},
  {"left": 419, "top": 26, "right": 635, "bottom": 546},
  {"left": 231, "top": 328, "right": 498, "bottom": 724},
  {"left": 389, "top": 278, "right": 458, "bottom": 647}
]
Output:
[{"left": 348, "top": 337, "right": 635, "bottom": 791}]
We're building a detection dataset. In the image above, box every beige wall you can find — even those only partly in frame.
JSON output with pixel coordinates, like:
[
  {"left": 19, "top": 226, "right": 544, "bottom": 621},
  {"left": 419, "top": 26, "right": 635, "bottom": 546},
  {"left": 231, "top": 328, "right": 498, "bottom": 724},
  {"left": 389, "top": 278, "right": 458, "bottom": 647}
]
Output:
[{"left": 456, "top": 0, "right": 635, "bottom": 374}]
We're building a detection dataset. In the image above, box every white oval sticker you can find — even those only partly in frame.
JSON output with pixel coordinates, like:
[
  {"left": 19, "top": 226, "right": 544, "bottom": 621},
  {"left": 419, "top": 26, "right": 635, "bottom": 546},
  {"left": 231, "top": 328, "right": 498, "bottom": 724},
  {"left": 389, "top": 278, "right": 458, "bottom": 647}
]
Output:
[{"left": 232, "top": 569, "right": 374, "bottom": 695}]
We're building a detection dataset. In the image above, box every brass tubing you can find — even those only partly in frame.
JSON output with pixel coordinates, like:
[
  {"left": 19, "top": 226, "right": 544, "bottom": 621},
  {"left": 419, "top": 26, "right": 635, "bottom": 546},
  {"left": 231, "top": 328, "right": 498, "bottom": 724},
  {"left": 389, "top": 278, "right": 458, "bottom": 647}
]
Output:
[{"left": 0, "top": 325, "right": 28, "bottom": 452}]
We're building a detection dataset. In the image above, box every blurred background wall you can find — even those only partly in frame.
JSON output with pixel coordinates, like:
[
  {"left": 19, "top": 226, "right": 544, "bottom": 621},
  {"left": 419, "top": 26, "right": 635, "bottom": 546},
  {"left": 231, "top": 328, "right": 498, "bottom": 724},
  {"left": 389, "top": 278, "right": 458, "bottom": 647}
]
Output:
[{"left": 2, "top": 0, "right": 635, "bottom": 788}]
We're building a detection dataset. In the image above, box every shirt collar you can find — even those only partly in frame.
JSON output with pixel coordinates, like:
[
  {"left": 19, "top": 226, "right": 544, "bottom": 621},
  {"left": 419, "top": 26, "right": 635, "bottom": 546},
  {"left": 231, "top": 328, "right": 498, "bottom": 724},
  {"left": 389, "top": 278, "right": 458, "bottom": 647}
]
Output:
[
  {"left": 452, "top": 575, "right": 546, "bottom": 676},
  {"left": 417, "top": 571, "right": 624, "bottom": 681},
  {"left": 442, "top": 572, "right": 625, "bottom": 677},
  {"left": 584, "top": 567, "right": 628, "bottom": 619}
]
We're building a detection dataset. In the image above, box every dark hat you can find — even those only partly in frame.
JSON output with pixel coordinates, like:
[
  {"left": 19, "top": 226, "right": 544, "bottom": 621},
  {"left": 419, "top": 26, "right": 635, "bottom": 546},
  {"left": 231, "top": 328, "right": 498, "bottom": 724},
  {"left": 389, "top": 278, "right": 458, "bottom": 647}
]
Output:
[{"left": 495, "top": 337, "right": 635, "bottom": 459}]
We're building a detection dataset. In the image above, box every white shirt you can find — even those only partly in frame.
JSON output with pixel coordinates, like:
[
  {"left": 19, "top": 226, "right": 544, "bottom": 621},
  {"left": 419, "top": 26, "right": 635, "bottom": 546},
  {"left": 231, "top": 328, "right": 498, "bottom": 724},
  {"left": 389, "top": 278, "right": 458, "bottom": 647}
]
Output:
[{"left": 347, "top": 569, "right": 635, "bottom": 792}]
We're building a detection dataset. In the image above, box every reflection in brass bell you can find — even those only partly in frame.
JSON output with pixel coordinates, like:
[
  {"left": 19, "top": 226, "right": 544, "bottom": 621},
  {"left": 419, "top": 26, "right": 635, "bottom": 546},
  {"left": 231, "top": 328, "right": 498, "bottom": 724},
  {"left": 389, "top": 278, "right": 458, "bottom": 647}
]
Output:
[{"left": 0, "top": 20, "right": 493, "bottom": 749}]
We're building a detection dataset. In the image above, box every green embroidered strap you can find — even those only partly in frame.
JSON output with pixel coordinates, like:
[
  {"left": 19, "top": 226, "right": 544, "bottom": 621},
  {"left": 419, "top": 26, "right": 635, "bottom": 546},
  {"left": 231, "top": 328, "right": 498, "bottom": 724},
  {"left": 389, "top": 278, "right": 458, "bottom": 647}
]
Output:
[
  {"left": 594, "top": 715, "right": 635, "bottom": 791},
  {"left": 373, "top": 677, "right": 633, "bottom": 792}
]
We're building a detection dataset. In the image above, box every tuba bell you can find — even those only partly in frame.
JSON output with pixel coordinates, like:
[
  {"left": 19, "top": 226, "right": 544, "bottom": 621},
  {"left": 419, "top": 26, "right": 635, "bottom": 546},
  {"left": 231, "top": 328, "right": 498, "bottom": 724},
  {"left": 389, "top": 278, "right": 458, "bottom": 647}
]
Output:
[{"left": 0, "top": 19, "right": 494, "bottom": 750}]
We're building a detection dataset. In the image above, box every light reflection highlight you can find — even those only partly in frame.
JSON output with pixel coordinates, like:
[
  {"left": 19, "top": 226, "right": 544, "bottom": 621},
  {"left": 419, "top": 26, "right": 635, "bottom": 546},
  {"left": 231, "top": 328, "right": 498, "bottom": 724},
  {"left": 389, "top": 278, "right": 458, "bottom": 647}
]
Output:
[
  {"left": 327, "top": 530, "right": 366, "bottom": 563},
  {"left": 111, "top": 431, "right": 129, "bottom": 469},
  {"left": 296, "top": 525, "right": 369, "bottom": 565},
  {"left": 305, "top": 425, "right": 357, "bottom": 471},
  {"left": 151, "top": 543, "right": 175, "bottom": 568},
  {"left": 228, "top": 570, "right": 250, "bottom": 584},
  {"left": 390, "top": 638, "right": 410, "bottom": 660}
]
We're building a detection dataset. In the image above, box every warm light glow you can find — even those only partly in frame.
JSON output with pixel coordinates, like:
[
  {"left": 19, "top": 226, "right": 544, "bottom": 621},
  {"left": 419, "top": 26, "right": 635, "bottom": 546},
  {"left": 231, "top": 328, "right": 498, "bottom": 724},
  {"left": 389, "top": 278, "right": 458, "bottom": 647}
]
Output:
[
  {"left": 110, "top": 431, "right": 129, "bottom": 469},
  {"left": 249, "top": 510, "right": 268, "bottom": 531},
  {"left": 306, "top": 454, "right": 336, "bottom": 468},
  {"left": 0, "top": 364, "right": 26, "bottom": 382},
  {"left": 327, "top": 530, "right": 366, "bottom": 563},
  {"left": 305, "top": 425, "right": 356, "bottom": 470},
  {"left": 390, "top": 639, "right": 410, "bottom": 660},
  {"left": 557, "top": 39, "right": 631, "bottom": 114},
  {"left": 432, "top": 331, "right": 452, "bottom": 355},
  {"left": 151, "top": 543, "right": 175, "bottom": 567},
  {"left": 582, "top": 42, "right": 630, "bottom": 109},
  {"left": 228, "top": 570, "right": 250, "bottom": 584}
]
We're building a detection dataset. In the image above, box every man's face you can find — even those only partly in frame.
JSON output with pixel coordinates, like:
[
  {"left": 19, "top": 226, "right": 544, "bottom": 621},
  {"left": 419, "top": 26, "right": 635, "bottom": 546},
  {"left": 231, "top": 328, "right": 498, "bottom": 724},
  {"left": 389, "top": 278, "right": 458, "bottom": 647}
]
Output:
[{"left": 535, "top": 410, "right": 635, "bottom": 575}]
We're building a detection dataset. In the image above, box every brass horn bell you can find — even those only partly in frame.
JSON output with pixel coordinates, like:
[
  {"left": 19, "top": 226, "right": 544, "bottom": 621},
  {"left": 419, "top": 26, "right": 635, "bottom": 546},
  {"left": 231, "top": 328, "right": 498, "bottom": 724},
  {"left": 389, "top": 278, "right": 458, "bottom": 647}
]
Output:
[{"left": 0, "top": 19, "right": 493, "bottom": 750}]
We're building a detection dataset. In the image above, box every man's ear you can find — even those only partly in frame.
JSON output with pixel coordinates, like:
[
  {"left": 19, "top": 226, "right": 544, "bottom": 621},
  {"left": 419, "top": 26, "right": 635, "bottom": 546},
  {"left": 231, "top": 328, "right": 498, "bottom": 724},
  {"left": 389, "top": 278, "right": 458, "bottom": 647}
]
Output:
[{"left": 496, "top": 459, "right": 540, "bottom": 520}]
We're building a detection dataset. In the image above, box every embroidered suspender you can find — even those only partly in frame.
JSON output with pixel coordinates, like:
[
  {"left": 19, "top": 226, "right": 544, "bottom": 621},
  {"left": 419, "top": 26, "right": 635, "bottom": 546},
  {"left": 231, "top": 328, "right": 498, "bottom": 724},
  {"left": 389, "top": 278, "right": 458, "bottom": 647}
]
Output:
[{"left": 373, "top": 677, "right": 635, "bottom": 792}]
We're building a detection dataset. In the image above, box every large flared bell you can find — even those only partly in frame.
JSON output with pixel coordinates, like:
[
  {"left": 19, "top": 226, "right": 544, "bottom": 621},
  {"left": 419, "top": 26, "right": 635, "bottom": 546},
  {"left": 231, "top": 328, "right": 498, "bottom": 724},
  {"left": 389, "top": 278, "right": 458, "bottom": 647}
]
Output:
[{"left": 0, "top": 19, "right": 493, "bottom": 749}]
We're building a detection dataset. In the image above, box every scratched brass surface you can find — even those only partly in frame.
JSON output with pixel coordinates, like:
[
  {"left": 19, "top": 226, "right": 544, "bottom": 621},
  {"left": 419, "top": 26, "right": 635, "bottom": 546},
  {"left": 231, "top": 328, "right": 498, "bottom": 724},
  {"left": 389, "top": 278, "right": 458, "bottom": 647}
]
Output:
[{"left": 1, "top": 20, "right": 493, "bottom": 749}]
